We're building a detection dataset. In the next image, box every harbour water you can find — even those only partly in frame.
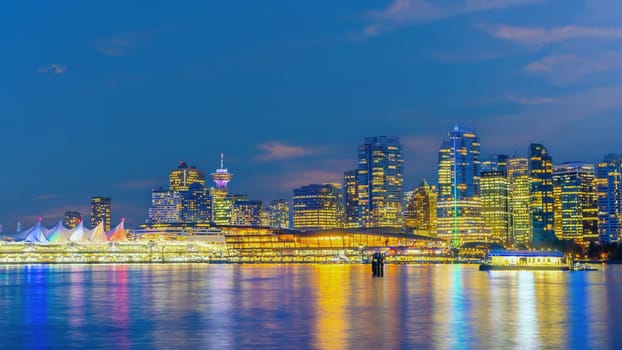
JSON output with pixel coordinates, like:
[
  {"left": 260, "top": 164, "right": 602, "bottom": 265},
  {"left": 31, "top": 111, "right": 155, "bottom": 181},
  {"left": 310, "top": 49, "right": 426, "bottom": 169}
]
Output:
[{"left": 0, "top": 263, "right": 619, "bottom": 350}]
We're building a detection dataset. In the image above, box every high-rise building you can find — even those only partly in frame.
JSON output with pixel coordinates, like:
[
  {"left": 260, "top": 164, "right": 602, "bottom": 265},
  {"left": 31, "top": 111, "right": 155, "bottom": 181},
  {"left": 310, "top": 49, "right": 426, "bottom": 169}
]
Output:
[
  {"left": 596, "top": 154, "right": 622, "bottom": 244},
  {"left": 529, "top": 144, "right": 555, "bottom": 244},
  {"left": 148, "top": 188, "right": 181, "bottom": 224},
  {"left": 293, "top": 184, "right": 341, "bottom": 230},
  {"left": 437, "top": 124, "right": 488, "bottom": 245},
  {"left": 357, "top": 136, "right": 404, "bottom": 228},
  {"left": 180, "top": 182, "right": 212, "bottom": 223},
  {"left": 169, "top": 161, "right": 206, "bottom": 192},
  {"left": 481, "top": 169, "right": 510, "bottom": 243},
  {"left": 507, "top": 157, "right": 531, "bottom": 245},
  {"left": 64, "top": 211, "right": 82, "bottom": 229},
  {"left": 268, "top": 199, "right": 290, "bottom": 229},
  {"left": 90, "top": 197, "right": 111, "bottom": 231},
  {"left": 553, "top": 162, "right": 598, "bottom": 244},
  {"left": 404, "top": 180, "right": 437, "bottom": 237},
  {"left": 232, "top": 200, "right": 263, "bottom": 227},
  {"left": 210, "top": 154, "right": 235, "bottom": 225},
  {"left": 343, "top": 169, "right": 359, "bottom": 228}
]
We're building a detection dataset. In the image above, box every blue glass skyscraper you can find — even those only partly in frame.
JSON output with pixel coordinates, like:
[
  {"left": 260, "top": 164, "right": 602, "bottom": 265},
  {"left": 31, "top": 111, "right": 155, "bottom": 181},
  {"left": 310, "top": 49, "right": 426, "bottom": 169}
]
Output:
[
  {"left": 596, "top": 154, "right": 622, "bottom": 244},
  {"left": 529, "top": 144, "right": 556, "bottom": 244}
]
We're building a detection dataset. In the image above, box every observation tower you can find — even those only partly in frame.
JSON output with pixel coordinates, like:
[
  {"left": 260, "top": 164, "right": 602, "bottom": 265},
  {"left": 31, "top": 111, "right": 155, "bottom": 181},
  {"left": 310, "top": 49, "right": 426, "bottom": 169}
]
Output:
[{"left": 211, "top": 153, "right": 233, "bottom": 189}]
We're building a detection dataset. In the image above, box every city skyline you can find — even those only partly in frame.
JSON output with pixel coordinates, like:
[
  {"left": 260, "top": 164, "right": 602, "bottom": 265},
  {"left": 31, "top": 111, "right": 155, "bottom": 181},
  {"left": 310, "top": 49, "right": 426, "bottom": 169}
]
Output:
[{"left": 2, "top": 0, "right": 622, "bottom": 227}]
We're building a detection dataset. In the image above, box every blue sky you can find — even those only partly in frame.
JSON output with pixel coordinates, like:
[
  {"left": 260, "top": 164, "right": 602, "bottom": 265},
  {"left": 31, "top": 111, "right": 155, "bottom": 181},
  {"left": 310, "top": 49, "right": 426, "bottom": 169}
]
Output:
[{"left": 1, "top": 0, "right": 622, "bottom": 229}]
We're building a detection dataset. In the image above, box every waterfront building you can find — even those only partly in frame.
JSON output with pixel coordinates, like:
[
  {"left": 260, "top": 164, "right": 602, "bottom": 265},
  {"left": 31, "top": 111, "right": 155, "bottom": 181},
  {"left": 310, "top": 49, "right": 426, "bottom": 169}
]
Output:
[
  {"left": 481, "top": 169, "right": 510, "bottom": 243},
  {"left": 507, "top": 157, "right": 531, "bottom": 245},
  {"left": 343, "top": 169, "right": 359, "bottom": 228},
  {"left": 357, "top": 136, "right": 404, "bottom": 228},
  {"left": 90, "top": 197, "right": 111, "bottom": 231},
  {"left": 63, "top": 211, "right": 82, "bottom": 229},
  {"left": 596, "top": 154, "right": 622, "bottom": 244},
  {"left": 436, "top": 124, "right": 488, "bottom": 245},
  {"left": 148, "top": 188, "right": 182, "bottom": 224},
  {"left": 404, "top": 181, "right": 437, "bottom": 237},
  {"left": 529, "top": 144, "right": 556, "bottom": 244},
  {"left": 268, "top": 199, "right": 290, "bottom": 229},
  {"left": 553, "top": 162, "right": 598, "bottom": 244},
  {"left": 232, "top": 200, "right": 263, "bottom": 227},
  {"left": 169, "top": 161, "right": 206, "bottom": 192},
  {"left": 293, "top": 184, "right": 342, "bottom": 230}
]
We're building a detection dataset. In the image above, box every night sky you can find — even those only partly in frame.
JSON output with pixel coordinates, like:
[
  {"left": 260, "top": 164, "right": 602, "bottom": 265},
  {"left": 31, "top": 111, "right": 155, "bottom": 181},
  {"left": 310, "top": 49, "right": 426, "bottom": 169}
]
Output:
[{"left": 2, "top": 0, "right": 621, "bottom": 229}]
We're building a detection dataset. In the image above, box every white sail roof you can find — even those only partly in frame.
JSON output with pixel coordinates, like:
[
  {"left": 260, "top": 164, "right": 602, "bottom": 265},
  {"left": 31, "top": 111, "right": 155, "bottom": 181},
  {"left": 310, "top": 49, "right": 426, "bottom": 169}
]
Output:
[
  {"left": 68, "top": 221, "right": 90, "bottom": 242},
  {"left": 46, "top": 220, "right": 71, "bottom": 243},
  {"left": 88, "top": 222, "right": 108, "bottom": 242},
  {"left": 23, "top": 221, "right": 49, "bottom": 243}
]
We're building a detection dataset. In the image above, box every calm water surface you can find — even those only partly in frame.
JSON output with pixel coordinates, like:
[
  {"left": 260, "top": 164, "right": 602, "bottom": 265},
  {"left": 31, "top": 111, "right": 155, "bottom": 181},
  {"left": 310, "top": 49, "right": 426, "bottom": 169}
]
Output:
[{"left": 0, "top": 264, "right": 619, "bottom": 350}]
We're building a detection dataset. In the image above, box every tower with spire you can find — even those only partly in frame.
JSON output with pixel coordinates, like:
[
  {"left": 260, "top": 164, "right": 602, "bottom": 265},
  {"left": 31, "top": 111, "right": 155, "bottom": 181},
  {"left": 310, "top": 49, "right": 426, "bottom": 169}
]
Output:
[
  {"left": 210, "top": 153, "right": 235, "bottom": 225},
  {"left": 211, "top": 153, "right": 233, "bottom": 190}
]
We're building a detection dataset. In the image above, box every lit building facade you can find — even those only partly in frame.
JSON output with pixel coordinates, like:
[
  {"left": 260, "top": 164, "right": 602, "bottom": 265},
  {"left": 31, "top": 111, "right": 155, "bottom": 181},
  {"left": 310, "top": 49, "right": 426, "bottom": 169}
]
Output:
[
  {"left": 529, "top": 144, "right": 555, "bottom": 244},
  {"left": 553, "top": 162, "right": 598, "bottom": 243},
  {"left": 293, "top": 184, "right": 342, "bottom": 230},
  {"left": 507, "top": 157, "right": 531, "bottom": 245},
  {"left": 210, "top": 154, "right": 234, "bottom": 225},
  {"left": 596, "top": 154, "right": 622, "bottom": 244},
  {"left": 148, "top": 188, "right": 181, "bottom": 224},
  {"left": 169, "top": 161, "right": 206, "bottom": 192},
  {"left": 437, "top": 124, "right": 488, "bottom": 245},
  {"left": 232, "top": 200, "right": 263, "bottom": 227},
  {"left": 404, "top": 180, "right": 437, "bottom": 237},
  {"left": 64, "top": 211, "right": 82, "bottom": 229},
  {"left": 343, "top": 169, "right": 359, "bottom": 228},
  {"left": 268, "top": 199, "right": 290, "bottom": 229},
  {"left": 357, "top": 136, "right": 404, "bottom": 228},
  {"left": 90, "top": 197, "right": 111, "bottom": 231},
  {"left": 181, "top": 183, "right": 211, "bottom": 223},
  {"left": 481, "top": 169, "right": 510, "bottom": 243}
]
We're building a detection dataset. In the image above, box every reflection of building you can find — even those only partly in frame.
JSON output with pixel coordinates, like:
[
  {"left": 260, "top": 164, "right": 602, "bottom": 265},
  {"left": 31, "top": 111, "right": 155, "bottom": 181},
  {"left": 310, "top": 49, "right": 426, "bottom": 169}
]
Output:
[
  {"left": 507, "top": 157, "right": 531, "bottom": 245},
  {"left": 404, "top": 181, "right": 437, "bottom": 237},
  {"left": 293, "top": 184, "right": 342, "bottom": 230},
  {"left": 232, "top": 200, "right": 263, "bottom": 227},
  {"left": 596, "top": 154, "right": 622, "bottom": 244},
  {"left": 481, "top": 167, "right": 509, "bottom": 243},
  {"left": 529, "top": 144, "right": 555, "bottom": 244},
  {"left": 343, "top": 170, "right": 359, "bottom": 228},
  {"left": 169, "top": 161, "right": 206, "bottom": 192},
  {"left": 553, "top": 162, "right": 598, "bottom": 243},
  {"left": 437, "top": 124, "right": 488, "bottom": 245},
  {"left": 357, "top": 136, "right": 404, "bottom": 228},
  {"left": 64, "top": 211, "right": 82, "bottom": 229},
  {"left": 268, "top": 199, "right": 290, "bottom": 229},
  {"left": 90, "top": 197, "right": 111, "bottom": 231},
  {"left": 148, "top": 188, "right": 181, "bottom": 224}
]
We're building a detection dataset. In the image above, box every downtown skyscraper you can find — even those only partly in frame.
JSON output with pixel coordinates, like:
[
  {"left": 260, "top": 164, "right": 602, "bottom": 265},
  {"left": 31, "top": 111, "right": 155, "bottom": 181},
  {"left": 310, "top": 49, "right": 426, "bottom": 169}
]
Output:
[
  {"left": 507, "top": 157, "right": 531, "bottom": 245},
  {"left": 90, "top": 197, "right": 111, "bottom": 231},
  {"left": 293, "top": 183, "right": 342, "bottom": 230},
  {"left": 404, "top": 180, "right": 437, "bottom": 237},
  {"left": 437, "top": 125, "right": 488, "bottom": 245},
  {"left": 596, "top": 154, "right": 622, "bottom": 244},
  {"left": 529, "top": 144, "right": 555, "bottom": 244},
  {"left": 356, "top": 136, "right": 404, "bottom": 228}
]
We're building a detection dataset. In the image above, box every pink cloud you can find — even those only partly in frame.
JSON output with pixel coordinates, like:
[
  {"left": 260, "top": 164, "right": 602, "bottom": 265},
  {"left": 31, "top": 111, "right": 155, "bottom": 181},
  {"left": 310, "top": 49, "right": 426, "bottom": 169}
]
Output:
[
  {"left": 506, "top": 93, "right": 559, "bottom": 105},
  {"left": 483, "top": 24, "right": 622, "bottom": 46},
  {"left": 359, "top": 0, "right": 542, "bottom": 39},
  {"left": 524, "top": 51, "right": 622, "bottom": 84},
  {"left": 119, "top": 179, "right": 160, "bottom": 190},
  {"left": 256, "top": 141, "right": 322, "bottom": 161},
  {"left": 264, "top": 169, "right": 345, "bottom": 191},
  {"left": 36, "top": 64, "right": 67, "bottom": 75}
]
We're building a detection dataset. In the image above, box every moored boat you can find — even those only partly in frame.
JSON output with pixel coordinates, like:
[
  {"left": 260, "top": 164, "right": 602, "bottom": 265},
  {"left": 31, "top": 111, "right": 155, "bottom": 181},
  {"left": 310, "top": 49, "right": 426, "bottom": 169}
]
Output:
[{"left": 479, "top": 250, "right": 569, "bottom": 271}]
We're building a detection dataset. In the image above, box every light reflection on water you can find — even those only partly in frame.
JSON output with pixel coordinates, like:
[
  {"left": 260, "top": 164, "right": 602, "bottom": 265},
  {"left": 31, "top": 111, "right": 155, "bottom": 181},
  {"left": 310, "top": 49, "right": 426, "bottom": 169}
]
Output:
[{"left": 0, "top": 264, "right": 618, "bottom": 350}]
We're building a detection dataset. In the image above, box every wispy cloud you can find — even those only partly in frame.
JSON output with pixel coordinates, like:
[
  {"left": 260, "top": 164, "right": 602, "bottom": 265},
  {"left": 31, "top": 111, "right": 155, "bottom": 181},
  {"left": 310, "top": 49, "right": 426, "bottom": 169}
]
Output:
[
  {"left": 358, "top": 0, "right": 543, "bottom": 39},
  {"left": 506, "top": 93, "right": 558, "bottom": 105},
  {"left": 482, "top": 24, "right": 622, "bottom": 46},
  {"left": 523, "top": 51, "right": 622, "bottom": 84},
  {"left": 265, "top": 169, "right": 345, "bottom": 191},
  {"left": 36, "top": 64, "right": 67, "bottom": 75},
  {"left": 94, "top": 36, "right": 134, "bottom": 56},
  {"left": 118, "top": 179, "right": 159, "bottom": 190},
  {"left": 33, "top": 193, "right": 62, "bottom": 201},
  {"left": 255, "top": 141, "right": 323, "bottom": 161}
]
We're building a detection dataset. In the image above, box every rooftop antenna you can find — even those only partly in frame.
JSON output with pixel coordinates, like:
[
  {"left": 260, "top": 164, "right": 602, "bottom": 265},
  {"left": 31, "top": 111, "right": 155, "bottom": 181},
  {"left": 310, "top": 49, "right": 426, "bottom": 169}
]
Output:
[{"left": 220, "top": 153, "right": 224, "bottom": 169}]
